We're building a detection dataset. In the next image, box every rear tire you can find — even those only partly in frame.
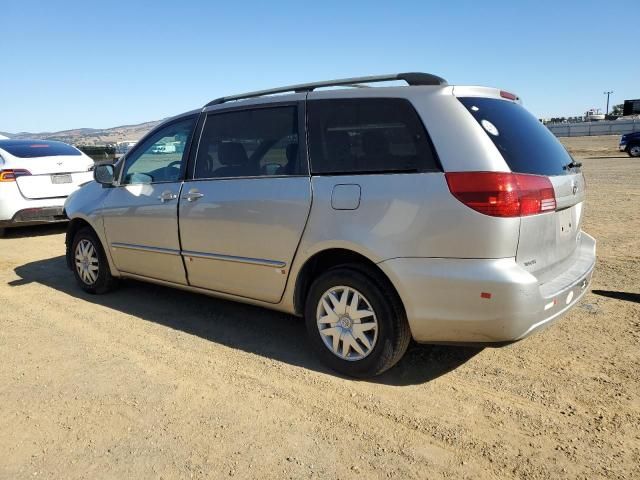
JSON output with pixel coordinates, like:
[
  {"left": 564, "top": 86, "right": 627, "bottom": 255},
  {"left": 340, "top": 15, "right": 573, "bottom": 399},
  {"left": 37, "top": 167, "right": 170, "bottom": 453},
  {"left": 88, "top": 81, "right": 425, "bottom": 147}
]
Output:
[
  {"left": 628, "top": 144, "right": 640, "bottom": 158},
  {"left": 304, "top": 266, "right": 411, "bottom": 378},
  {"left": 0, "top": 227, "right": 6, "bottom": 238},
  {"left": 71, "top": 227, "right": 116, "bottom": 294}
]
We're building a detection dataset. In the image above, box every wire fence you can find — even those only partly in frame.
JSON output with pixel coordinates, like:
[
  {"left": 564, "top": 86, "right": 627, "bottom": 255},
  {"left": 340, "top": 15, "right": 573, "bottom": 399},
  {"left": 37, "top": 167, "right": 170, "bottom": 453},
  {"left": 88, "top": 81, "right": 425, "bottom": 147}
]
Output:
[{"left": 546, "top": 119, "right": 640, "bottom": 137}]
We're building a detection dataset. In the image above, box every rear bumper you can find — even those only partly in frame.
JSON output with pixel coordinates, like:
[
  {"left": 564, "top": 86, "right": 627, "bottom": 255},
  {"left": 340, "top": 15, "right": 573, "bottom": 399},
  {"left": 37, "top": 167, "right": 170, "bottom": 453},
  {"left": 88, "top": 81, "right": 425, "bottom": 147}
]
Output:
[
  {"left": 0, "top": 183, "right": 68, "bottom": 227},
  {"left": 378, "top": 232, "right": 596, "bottom": 344},
  {"left": 619, "top": 144, "right": 627, "bottom": 151},
  {"left": 0, "top": 206, "right": 67, "bottom": 227}
]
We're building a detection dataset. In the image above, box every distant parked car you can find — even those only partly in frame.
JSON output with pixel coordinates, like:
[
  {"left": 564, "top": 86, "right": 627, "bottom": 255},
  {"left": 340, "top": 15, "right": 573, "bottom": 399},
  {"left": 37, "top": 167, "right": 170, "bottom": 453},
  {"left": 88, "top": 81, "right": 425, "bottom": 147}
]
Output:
[
  {"left": 64, "top": 72, "right": 596, "bottom": 378},
  {"left": 619, "top": 132, "right": 640, "bottom": 157},
  {"left": 151, "top": 144, "right": 176, "bottom": 154},
  {"left": 0, "top": 140, "right": 94, "bottom": 236}
]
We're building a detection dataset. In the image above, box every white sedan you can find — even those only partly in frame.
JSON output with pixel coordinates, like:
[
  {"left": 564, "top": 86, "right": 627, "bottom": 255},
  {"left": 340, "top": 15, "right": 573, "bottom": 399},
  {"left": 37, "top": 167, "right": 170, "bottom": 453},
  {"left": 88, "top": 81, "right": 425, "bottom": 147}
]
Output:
[{"left": 0, "top": 139, "right": 94, "bottom": 236}]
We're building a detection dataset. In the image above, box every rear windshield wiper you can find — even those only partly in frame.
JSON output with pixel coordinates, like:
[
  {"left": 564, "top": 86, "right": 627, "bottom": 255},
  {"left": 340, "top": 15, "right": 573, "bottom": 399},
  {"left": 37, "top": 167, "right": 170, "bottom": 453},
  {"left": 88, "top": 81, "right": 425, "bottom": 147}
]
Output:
[{"left": 563, "top": 160, "right": 582, "bottom": 170}]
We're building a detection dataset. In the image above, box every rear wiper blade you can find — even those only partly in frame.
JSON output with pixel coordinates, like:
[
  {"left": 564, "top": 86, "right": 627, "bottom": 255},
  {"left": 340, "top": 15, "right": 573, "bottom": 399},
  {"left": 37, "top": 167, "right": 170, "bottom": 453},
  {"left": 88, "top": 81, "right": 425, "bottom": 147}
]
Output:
[{"left": 564, "top": 160, "right": 582, "bottom": 170}]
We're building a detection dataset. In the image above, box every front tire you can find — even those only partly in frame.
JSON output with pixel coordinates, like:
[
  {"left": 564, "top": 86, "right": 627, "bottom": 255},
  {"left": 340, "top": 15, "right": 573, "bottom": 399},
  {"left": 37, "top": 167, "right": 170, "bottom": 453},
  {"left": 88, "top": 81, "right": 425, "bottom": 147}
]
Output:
[
  {"left": 628, "top": 144, "right": 640, "bottom": 158},
  {"left": 304, "top": 266, "right": 411, "bottom": 378},
  {"left": 71, "top": 227, "right": 116, "bottom": 294}
]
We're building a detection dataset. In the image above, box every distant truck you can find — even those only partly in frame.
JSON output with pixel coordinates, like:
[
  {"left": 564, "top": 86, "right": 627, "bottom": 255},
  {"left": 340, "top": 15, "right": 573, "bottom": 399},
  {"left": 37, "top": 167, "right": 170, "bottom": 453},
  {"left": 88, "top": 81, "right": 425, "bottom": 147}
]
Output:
[{"left": 584, "top": 109, "right": 605, "bottom": 121}]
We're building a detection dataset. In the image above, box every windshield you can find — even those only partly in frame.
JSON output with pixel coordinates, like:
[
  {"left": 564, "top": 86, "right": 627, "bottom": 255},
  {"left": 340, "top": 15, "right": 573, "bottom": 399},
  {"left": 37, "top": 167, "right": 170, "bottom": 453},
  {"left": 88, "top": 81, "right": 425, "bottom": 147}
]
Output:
[
  {"left": 458, "top": 97, "right": 575, "bottom": 176},
  {"left": 0, "top": 140, "right": 82, "bottom": 158}
]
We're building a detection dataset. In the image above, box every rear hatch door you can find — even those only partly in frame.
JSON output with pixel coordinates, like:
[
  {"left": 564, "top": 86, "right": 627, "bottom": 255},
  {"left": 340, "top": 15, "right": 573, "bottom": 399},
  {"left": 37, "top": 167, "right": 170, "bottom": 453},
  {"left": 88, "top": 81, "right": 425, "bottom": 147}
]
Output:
[
  {"left": 457, "top": 95, "right": 585, "bottom": 282},
  {"left": 14, "top": 155, "right": 94, "bottom": 199},
  {"left": 517, "top": 173, "right": 585, "bottom": 282}
]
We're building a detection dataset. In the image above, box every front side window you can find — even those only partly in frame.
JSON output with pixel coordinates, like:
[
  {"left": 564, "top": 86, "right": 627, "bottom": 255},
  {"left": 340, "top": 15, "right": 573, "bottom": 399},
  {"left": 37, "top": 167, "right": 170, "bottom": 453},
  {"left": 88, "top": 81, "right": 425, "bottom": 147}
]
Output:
[
  {"left": 194, "top": 106, "right": 300, "bottom": 179},
  {"left": 307, "top": 98, "right": 439, "bottom": 175},
  {"left": 121, "top": 117, "right": 196, "bottom": 184}
]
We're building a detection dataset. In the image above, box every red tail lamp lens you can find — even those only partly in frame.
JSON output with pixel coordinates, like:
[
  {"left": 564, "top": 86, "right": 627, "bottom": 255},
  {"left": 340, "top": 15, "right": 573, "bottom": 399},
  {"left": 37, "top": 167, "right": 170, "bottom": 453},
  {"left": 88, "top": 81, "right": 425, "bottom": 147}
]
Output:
[{"left": 445, "top": 172, "right": 556, "bottom": 217}]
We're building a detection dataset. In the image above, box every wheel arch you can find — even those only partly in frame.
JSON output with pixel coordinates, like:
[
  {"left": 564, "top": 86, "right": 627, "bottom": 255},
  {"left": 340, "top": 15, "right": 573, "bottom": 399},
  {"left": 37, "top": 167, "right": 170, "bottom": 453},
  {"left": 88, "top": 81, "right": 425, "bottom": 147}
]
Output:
[
  {"left": 292, "top": 247, "right": 405, "bottom": 317},
  {"left": 65, "top": 218, "right": 95, "bottom": 269},
  {"left": 65, "top": 216, "right": 117, "bottom": 276}
]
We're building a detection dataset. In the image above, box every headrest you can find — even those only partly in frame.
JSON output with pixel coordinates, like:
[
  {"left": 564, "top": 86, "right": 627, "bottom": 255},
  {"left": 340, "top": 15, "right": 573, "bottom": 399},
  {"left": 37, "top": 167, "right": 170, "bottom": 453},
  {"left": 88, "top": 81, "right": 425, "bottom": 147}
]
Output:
[{"left": 218, "top": 142, "right": 248, "bottom": 166}]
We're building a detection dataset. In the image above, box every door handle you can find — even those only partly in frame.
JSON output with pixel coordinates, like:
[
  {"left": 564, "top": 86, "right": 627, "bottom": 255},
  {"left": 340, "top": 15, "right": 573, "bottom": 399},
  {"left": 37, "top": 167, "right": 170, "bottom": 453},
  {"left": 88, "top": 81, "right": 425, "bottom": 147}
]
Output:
[
  {"left": 183, "top": 190, "right": 204, "bottom": 202},
  {"left": 158, "top": 191, "right": 178, "bottom": 203}
]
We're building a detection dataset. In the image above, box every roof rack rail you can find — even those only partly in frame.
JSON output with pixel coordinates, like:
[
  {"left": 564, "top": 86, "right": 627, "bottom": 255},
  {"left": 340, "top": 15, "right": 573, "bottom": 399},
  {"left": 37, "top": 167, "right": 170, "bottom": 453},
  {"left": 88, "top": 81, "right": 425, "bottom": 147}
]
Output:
[{"left": 204, "top": 72, "right": 447, "bottom": 107}]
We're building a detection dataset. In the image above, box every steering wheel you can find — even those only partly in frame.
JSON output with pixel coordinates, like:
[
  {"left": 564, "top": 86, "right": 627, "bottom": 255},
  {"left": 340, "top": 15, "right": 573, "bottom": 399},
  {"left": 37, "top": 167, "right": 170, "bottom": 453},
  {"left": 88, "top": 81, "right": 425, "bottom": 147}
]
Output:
[{"left": 167, "top": 161, "right": 182, "bottom": 169}]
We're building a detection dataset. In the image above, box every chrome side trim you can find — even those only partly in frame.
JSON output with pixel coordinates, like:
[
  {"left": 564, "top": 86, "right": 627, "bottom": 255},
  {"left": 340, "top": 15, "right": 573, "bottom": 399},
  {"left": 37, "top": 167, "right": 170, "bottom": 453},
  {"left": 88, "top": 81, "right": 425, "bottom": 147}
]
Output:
[
  {"left": 181, "top": 250, "right": 286, "bottom": 268},
  {"left": 111, "top": 242, "right": 181, "bottom": 256}
]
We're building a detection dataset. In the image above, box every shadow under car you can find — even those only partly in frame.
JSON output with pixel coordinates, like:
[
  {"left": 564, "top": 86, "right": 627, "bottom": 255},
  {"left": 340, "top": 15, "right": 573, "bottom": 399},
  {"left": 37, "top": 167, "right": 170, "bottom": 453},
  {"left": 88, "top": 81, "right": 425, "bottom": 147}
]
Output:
[{"left": 11, "top": 255, "right": 482, "bottom": 385}]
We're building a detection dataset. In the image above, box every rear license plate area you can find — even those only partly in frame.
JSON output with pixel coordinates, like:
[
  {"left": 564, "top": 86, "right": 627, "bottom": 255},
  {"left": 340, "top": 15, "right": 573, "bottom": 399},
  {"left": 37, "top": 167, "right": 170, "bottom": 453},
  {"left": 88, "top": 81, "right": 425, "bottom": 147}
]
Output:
[
  {"left": 558, "top": 208, "right": 573, "bottom": 237},
  {"left": 51, "top": 174, "right": 72, "bottom": 184}
]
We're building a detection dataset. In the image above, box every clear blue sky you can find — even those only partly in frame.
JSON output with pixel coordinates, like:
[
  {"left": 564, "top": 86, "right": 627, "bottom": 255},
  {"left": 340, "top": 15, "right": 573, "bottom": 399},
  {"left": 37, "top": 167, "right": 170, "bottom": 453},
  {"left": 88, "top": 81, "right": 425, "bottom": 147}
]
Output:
[{"left": 1, "top": 0, "right": 637, "bottom": 133}]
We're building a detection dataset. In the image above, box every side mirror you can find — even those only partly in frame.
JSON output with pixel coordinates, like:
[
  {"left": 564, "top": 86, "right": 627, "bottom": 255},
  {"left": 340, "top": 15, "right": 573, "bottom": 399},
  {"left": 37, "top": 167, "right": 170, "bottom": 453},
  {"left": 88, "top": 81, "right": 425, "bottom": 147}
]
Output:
[{"left": 94, "top": 164, "right": 115, "bottom": 186}]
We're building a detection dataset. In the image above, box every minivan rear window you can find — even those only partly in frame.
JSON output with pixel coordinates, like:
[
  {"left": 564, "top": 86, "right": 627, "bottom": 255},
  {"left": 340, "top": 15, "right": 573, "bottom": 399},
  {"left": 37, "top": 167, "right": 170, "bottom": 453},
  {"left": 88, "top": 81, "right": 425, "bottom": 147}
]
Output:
[
  {"left": 0, "top": 140, "right": 82, "bottom": 158},
  {"left": 458, "top": 97, "right": 574, "bottom": 176},
  {"left": 308, "top": 98, "right": 440, "bottom": 175}
]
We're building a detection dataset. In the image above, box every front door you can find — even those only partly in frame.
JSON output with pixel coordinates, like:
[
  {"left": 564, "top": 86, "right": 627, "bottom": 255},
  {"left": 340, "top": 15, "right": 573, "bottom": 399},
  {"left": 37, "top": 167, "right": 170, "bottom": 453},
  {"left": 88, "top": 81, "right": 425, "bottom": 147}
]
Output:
[
  {"left": 179, "top": 102, "right": 312, "bottom": 303},
  {"left": 102, "top": 116, "right": 197, "bottom": 284}
]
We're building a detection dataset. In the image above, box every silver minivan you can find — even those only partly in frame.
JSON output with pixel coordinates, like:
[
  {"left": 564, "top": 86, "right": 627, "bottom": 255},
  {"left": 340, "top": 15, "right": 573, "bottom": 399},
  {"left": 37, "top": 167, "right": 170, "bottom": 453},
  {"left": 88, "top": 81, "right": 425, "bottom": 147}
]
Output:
[{"left": 64, "top": 73, "right": 596, "bottom": 377}]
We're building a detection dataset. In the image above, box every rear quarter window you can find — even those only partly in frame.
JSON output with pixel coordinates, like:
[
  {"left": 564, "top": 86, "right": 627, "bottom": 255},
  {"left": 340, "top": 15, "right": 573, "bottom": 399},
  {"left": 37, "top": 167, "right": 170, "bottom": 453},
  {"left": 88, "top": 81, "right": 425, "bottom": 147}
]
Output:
[
  {"left": 308, "top": 98, "right": 440, "bottom": 175},
  {"left": 0, "top": 140, "right": 82, "bottom": 158},
  {"left": 458, "top": 97, "right": 574, "bottom": 176}
]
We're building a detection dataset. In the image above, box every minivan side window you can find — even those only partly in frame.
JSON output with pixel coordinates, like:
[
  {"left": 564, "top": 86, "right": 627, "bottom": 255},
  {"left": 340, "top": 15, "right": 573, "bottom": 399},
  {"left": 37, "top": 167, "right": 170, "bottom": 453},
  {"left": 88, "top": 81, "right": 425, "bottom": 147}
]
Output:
[
  {"left": 307, "top": 98, "right": 439, "bottom": 175},
  {"left": 121, "top": 117, "right": 196, "bottom": 185},
  {"left": 194, "top": 106, "right": 301, "bottom": 179}
]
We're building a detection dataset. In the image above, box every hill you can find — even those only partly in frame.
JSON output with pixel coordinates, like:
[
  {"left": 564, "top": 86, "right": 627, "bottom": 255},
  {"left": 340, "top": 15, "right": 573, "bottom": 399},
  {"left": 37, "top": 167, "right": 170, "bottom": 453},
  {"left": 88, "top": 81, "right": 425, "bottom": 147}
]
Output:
[{"left": 0, "top": 119, "right": 165, "bottom": 145}]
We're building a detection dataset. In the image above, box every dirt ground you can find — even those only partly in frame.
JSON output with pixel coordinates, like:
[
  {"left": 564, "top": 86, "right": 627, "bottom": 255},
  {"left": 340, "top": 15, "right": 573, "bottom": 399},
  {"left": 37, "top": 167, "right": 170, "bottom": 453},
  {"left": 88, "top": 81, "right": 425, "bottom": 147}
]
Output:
[
  {"left": 561, "top": 135, "right": 624, "bottom": 158},
  {"left": 0, "top": 136, "right": 638, "bottom": 479}
]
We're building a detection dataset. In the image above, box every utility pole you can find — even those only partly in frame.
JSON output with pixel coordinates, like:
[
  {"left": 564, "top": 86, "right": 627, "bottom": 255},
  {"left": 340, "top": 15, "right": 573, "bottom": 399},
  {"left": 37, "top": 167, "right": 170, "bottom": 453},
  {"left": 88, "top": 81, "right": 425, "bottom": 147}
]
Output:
[{"left": 604, "top": 91, "right": 613, "bottom": 115}]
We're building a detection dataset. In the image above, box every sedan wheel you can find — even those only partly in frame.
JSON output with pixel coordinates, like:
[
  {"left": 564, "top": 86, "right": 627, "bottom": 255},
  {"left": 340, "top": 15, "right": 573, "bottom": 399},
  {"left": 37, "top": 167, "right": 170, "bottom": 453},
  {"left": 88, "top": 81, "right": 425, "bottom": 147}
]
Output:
[{"left": 629, "top": 145, "right": 640, "bottom": 158}]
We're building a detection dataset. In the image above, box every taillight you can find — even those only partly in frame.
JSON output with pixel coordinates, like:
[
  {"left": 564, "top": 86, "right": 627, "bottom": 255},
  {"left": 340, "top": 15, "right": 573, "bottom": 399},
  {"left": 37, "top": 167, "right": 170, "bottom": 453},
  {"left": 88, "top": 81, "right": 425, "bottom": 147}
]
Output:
[
  {"left": 0, "top": 169, "right": 32, "bottom": 182},
  {"left": 445, "top": 172, "right": 556, "bottom": 217}
]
